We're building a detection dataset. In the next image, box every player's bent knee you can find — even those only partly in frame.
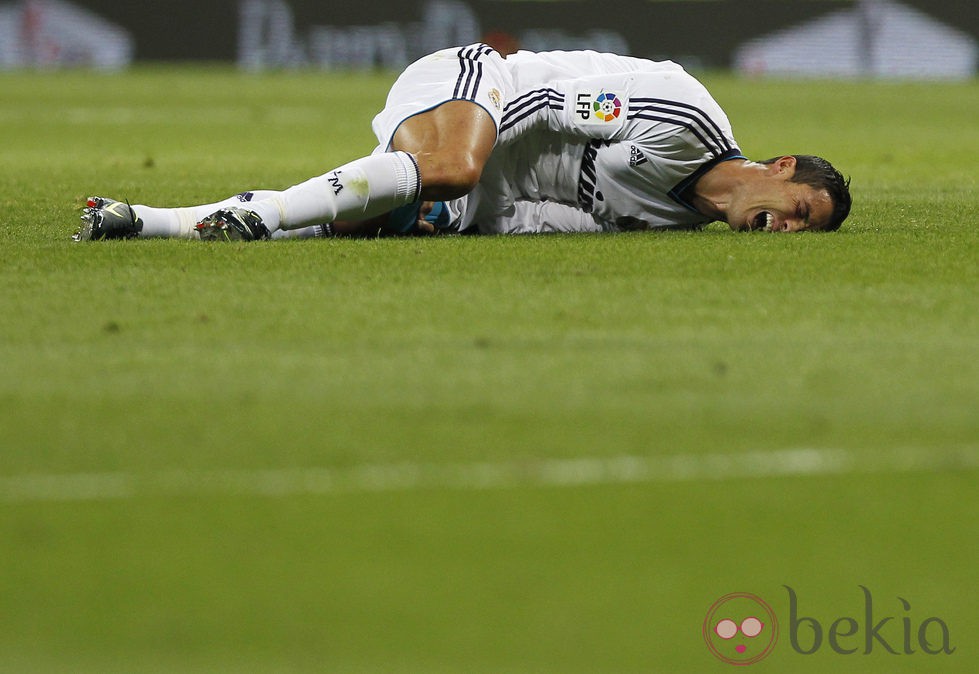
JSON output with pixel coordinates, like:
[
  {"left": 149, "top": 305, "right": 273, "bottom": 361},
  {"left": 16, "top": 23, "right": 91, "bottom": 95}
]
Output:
[
  {"left": 433, "top": 168, "right": 482, "bottom": 197},
  {"left": 419, "top": 157, "right": 483, "bottom": 200}
]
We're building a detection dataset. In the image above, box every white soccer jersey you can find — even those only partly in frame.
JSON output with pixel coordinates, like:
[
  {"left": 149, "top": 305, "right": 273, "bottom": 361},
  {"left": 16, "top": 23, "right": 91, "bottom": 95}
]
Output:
[{"left": 372, "top": 45, "right": 745, "bottom": 234}]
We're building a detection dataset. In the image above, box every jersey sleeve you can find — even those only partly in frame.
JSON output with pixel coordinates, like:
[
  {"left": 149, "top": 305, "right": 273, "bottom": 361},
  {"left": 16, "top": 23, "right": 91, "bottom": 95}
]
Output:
[
  {"left": 534, "top": 69, "right": 738, "bottom": 159},
  {"left": 477, "top": 199, "right": 611, "bottom": 234}
]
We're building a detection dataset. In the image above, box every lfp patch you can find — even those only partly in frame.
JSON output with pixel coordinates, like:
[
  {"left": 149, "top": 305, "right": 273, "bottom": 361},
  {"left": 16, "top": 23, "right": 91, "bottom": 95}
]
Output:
[
  {"left": 593, "top": 92, "right": 622, "bottom": 121},
  {"left": 573, "top": 90, "right": 627, "bottom": 129}
]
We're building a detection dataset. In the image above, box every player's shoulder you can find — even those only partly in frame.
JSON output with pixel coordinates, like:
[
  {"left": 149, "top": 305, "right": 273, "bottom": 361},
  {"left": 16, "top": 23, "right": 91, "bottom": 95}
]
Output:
[
  {"left": 506, "top": 48, "right": 678, "bottom": 74},
  {"left": 507, "top": 49, "right": 711, "bottom": 100}
]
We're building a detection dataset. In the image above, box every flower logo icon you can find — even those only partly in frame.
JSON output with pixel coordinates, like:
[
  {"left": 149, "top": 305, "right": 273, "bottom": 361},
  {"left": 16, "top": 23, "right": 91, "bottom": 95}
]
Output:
[
  {"left": 593, "top": 92, "right": 622, "bottom": 122},
  {"left": 703, "top": 592, "right": 779, "bottom": 665}
]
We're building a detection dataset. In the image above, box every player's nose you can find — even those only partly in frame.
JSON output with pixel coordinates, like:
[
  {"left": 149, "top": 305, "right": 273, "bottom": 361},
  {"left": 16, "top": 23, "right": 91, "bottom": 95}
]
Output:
[{"left": 775, "top": 216, "right": 805, "bottom": 233}]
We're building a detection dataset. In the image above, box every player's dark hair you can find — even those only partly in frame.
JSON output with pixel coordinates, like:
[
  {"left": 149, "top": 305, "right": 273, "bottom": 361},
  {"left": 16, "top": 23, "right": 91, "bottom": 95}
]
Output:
[{"left": 761, "top": 155, "right": 852, "bottom": 231}]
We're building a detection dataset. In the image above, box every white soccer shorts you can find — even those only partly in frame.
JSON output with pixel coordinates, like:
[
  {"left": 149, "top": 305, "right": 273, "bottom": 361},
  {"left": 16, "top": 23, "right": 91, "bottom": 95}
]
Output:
[{"left": 371, "top": 43, "right": 512, "bottom": 152}]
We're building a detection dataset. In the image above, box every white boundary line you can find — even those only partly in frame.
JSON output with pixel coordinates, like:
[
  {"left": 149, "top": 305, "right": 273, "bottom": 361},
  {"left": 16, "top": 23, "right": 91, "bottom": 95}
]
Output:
[{"left": 1, "top": 446, "right": 977, "bottom": 504}]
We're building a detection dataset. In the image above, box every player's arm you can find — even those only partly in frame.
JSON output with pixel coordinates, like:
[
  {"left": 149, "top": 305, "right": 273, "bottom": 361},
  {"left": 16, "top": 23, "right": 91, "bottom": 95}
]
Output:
[
  {"left": 540, "top": 75, "right": 636, "bottom": 142},
  {"left": 481, "top": 200, "right": 611, "bottom": 234}
]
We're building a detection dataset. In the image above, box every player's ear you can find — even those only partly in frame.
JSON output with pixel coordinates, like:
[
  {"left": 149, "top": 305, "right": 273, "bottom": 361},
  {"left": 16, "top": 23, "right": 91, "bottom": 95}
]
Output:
[{"left": 773, "top": 155, "right": 797, "bottom": 176}]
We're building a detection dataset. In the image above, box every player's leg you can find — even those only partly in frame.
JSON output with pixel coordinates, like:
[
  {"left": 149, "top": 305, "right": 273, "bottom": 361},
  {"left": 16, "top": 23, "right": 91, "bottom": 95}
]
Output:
[
  {"left": 390, "top": 100, "right": 497, "bottom": 201},
  {"left": 77, "top": 102, "right": 494, "bottom": 240},
  {"left": 75, "top": 191, "right": 282, "bottom": 240},
  {"left": 207, "top": 44, "right": 507, "bottom": 238},
  {"left": 77, "top": 157, "right": 424, "bottom": 240},
  {"left": 276, "top": 102, "right": 496, "bottom": 239},
  {"left": 236, "top": 102, "right": 495, "bottom": 236},
  {"left": 147, "top": 190, "right": 333, "bottom": 239},
  {"left": 234, "top": 149, "right": 423, "bottom": 236},
  {"left": 139, "top": 191, "right": 282, "bottom": 238}
]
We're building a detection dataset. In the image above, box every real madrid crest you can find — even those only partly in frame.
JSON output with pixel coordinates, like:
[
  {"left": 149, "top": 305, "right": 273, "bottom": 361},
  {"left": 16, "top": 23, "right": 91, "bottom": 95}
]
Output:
[{"left": 487, "top": 88, "right": 503, "bottom": 111}]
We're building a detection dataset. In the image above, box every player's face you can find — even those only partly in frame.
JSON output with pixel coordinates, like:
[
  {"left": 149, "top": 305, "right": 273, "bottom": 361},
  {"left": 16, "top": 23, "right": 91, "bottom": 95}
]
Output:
[
  {"left": 740, "top": 183, "right": 834, "bottom": 232},
  {"left": 731, "top": 158, "right": 836, "bottom": 233}
]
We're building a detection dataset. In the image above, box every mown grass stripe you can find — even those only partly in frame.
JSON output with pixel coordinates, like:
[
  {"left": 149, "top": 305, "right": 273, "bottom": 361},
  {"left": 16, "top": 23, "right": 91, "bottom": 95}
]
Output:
[{"left": 2, "top": 446, "right": 975, "bottom": 503}]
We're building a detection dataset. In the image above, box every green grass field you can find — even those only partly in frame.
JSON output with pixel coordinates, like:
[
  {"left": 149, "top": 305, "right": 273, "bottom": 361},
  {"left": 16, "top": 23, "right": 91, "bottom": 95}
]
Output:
[{"left": 0, "top": 67, "right": 977, "bottom": 672}]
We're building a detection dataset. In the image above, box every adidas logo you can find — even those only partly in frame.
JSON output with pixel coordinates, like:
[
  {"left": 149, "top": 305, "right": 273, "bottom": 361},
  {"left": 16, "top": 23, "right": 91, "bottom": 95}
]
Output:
[{"left": 629, "top": 145, "right": 647, "bottom": 167}]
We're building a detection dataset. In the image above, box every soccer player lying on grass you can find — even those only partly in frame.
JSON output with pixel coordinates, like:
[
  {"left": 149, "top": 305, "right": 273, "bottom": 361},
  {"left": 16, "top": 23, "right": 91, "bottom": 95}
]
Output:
[{"left": 74, "top": 44, "right": 851, "bottom": 242}]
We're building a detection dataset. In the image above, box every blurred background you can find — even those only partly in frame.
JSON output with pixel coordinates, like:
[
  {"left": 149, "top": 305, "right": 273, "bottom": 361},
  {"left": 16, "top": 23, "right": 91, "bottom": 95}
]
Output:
[{"left": 2, "top": 0, "right": 976, "bottom": 78}]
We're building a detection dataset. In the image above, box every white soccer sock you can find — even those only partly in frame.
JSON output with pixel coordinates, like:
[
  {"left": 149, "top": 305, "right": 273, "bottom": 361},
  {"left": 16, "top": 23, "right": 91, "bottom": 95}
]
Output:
[
  {"left": 247, "top": 151, "right": 421, "bottom": 232},
  {"left": 132, "top": 204, "right": 187, "bottom": 238},
  {"left": 270, "top": 224, "right": 330, "bottom": 240},
  {"left": 133, "top": 150, "right": 419, "bottom": 238},
  {"left": 136, "top": 191, "right": 280, "bottom": 238}
]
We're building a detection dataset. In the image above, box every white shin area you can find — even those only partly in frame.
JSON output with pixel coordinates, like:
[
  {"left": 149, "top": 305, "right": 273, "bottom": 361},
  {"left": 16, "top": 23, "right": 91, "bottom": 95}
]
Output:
[
  {"left": 133, "top": 151, "right": 419, "bottom": 238},
  {"left": 247, "top": 151, "right": 420, "bottom": 232}
]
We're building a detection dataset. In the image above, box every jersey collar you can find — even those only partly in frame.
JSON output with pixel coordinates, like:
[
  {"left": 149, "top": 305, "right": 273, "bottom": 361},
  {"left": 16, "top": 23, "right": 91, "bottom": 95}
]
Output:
[{"left": 668, "top": 149, "right": 746, "bottom": 214}]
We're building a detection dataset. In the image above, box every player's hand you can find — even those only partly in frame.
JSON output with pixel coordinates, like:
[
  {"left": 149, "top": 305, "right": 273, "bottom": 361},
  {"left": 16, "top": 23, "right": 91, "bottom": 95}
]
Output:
[{"left": 414, "top": 201, "right": 437, "bottom": 234}]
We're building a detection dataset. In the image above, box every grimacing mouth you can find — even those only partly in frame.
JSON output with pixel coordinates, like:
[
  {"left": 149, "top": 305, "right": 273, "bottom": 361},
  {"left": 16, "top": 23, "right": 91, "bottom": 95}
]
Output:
[{"left": 750, "top": 211, "right": 774, "bottom": 231}]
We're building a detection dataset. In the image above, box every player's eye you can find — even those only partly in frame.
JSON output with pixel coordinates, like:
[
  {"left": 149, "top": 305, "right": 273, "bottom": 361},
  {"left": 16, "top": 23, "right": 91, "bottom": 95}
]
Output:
[
  {"left": 797, "top": 202, "right": 811, "bottom": 225},
  {"left": 741, "top": 617, "right": 764, "bottom": 638}
]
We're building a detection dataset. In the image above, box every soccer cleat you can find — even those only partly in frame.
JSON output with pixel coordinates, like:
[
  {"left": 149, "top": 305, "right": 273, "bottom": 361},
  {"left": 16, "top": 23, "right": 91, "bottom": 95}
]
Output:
[
  {"left": 195, "top": 207, "right": 270, "bottom": 241},
  {"left": 73, "top": 196, "right": 143, "bottom": 241}
]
